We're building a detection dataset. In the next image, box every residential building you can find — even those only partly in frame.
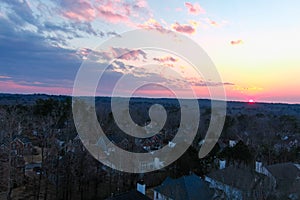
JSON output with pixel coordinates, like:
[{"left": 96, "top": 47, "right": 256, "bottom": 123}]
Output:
[
  {"left": 205, "top": 165, "right": 274, "bottom": 200},
  {"left": 153, "top": 174, "right": 213, "bottom": 200}
]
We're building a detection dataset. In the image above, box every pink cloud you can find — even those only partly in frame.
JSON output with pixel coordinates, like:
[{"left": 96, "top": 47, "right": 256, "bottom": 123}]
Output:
[
  {"left": 206, "top": 18, "right": 218, "bottom": 26},
  {"left": 95, "top": 1, "right": 129, "bottom": 23},
  {"left": 0, "top": 80, "right": 72, "bottom": 95},
  {"left": 76, "top": 48, "right": 93, "bottom": 60},
  {"left": 153, "top": 56, "right": 178, "bottom": 63},
  {"left": 172, "top": 22, "right": 196, "bottom": 34},
  {"left": 184, "top": 2, "right": 206, "bottom": 15},
  {"left": 0, "top": 75, "right": 11, "bottom": 79},
  {"left": 97, "top": 10, "right": 128, "bottom": 23},
  {"left": 203, "top": 18, "right": 228, "bottom": 27},
  {"left": 106, "top": 47, "right": 148, "bottom": 61},
  {"left": 134, "top": 0, "right": 148, "bottom": 9},
  {"left": 111, "top": 48, "right": 147, "bottom": 61},
  {"left": 76, "top": 47, "right": 147, "bottom": 61},
  {"left": 132, "top": 88, "right": 176, "bottom": 98},
  {"left": 138, "top": 18, "right": 170, "bottom": 33},
  {"left": 60, "top": 0, "right": 150, "bottom": 25},
  {"left": 231, "top": 40, "right": 244, "bottom": 45},
  {"left": 62, "top": 0, "right": 96, "bottom": 22}
]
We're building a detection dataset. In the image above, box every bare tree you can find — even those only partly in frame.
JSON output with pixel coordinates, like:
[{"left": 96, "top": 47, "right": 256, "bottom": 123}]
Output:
[{"left": 1, "top": 105, "right": 25, "bottom": 200}]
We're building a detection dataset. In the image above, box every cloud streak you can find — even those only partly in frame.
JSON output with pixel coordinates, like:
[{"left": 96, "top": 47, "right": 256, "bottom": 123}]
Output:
[
  {"left": 172, "top": 22, "right": 196, "bottom": 34},
  {"left": 58, "top": 0, "right": 151, "bottom": 25},
  {"left": 0, "top": 80, "right": 72, "bottom": 95},
  {"left": 138, "top": 18, "right": 171, "bottom": 34},
  {"left": 231, "top": 40, "right": 244, "bottom": 45},
  {"left": 0, "top": 75, "right": 11, "bottom": 79},
  {"left": 85, "top": 47, "right": 147, "bottom": 61},
  {"left": 153, "top": 56, "right": 178, "bottom": 63},
  {"left": 184, "top": 2, "right": 206, "bottom": 15}
]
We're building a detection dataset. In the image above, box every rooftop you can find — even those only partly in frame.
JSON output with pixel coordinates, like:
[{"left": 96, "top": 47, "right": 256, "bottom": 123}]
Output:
[
  {"left": 154, "top": 174, "right": 213, "bottom": 200},
  {"left": 206, "top": 165, "right": 268, "bottom": 191}
]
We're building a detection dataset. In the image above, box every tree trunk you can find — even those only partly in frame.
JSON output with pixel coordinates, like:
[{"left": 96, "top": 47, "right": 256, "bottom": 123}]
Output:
[
  {"left": 6, "top": 128, "right": 13, "bottom": 200},
  {"left": 43, "top": 176, "right": 48, "bottom": 200}
]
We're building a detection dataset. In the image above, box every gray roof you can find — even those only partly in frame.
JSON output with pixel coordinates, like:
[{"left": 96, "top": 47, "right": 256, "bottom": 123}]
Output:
[
  {"left": 266, "top": 163, "right": 300, "bottom": 181},
  {"left": 13, "top": 135, "right": 32, "bottom": 144},
  {"left": 154, "top": 174, "right": 213, "bottom": 200},
  {"left": 206, "top": 166, "right": 268, "bottom": 191},
  {"left": 266, "top": 163, "right": 300, "bottom": 193}
]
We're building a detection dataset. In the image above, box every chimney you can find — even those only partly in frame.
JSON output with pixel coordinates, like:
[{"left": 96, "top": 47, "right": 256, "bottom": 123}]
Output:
[
  {"left": 229, "top": 140, "right": 237, "bottom": 147},
  {"left": 219, "top": 159, "right": 226, "bottom": 169},
  {"left": 137, "top": 180, "right": 146, "bottom": 195},
  {"left": 255, "top": 161, "right": 263, "bottom": 174}
]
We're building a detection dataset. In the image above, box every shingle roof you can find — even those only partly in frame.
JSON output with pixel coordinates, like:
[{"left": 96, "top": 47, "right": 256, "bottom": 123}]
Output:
[
  {"left": 265, "top": 163, "right": 300, "bottom": 193},
  {"left": 266, "top": 163, "right": 300, "bottom": 181},
  {"left": 13, "top": 135, "right": 32, "bottom": 144},
  {"left": 206, "top": 166, "right": 267, "bottom": 191},
  {"left": 154, "top": 174, "right": 213, "bottom": 200}
]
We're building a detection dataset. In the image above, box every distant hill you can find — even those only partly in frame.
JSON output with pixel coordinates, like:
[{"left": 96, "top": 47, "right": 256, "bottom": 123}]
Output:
[{"left": 0, "top": 93, "right": 299, "bottom": 118}]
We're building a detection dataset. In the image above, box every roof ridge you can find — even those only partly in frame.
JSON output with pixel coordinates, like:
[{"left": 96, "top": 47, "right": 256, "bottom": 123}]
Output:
[{"left": 184, "top": 175, "right": 192, "bottom": 200}]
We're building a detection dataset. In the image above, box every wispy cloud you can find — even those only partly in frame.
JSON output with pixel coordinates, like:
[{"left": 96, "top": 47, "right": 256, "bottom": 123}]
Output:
[
  {"left": 233, "top": 85, "right": 263, "bottom": 93},
  {"left": 0, "top": 80, "right": 72, "bottom": 94},
  {"left": 0, "top": 75, "right": 11, "bottom": 79},
  {"left": 184, "top": 2, "right": 206, "bottom": 15},
  {"left": 153, "top": 56, "right": 178, "bottom": 63},
  {"left": 183, "top": 77, "right": 234, "bottom": 87},
  {"left": 205, "top": 18, "right": 218, "bottom": 26},
  {"left": 58, "top": 0, "right": 151, "bottom": 25},
  {"left": 172, "top": 22, "right": 196, "bottom": 34},
  {"left": 61, "top": 0, "right": 96, "bottom": 22},
  {"left": 106, "top": 31, "right": 121, "bottom": 37},
  {"left": 77, "top": 47, "right": 147, "bottom": 62},
  {"left": 138, "top": 18, "right": 171, "bottom": 33},
  {"left": 230, "top": 40, "right": 244, "bottom": 45}
]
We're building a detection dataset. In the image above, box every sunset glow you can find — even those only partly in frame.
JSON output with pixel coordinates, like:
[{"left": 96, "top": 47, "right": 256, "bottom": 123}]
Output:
[
  {"left": 248, "top": 99, "right": 255, "bottom": 104},
  {"left": 0, "top": 0, "right": 299, "bottom": 104}
]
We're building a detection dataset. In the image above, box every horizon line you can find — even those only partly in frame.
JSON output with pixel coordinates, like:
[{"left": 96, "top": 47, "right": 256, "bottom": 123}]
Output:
[{"left": 0, "top": 92, "right": 299, "bottom": 106}]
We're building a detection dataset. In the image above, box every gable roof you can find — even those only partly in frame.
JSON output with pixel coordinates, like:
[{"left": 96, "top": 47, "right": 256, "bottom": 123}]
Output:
[
  {"left": 154, "top": 174, "right": 213, "bottom": 200},
  {"left": 206, "top": 166, "right": 268, "bottom": 192},
  {"left": 266, "top": 163, "right": 300, "bottom": 180},
  {"left": 265, "top": 163, "right": 300, "bottom": 193},
  {"left": 106, "top": 190, "right": 151, "bottom": 200},
  {"left": 13, "top": 135, "right": 31, "bottom": 144}
]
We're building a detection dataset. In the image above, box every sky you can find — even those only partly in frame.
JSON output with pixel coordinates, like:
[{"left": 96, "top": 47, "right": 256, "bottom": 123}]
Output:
[{"left": 0, "top": 0, "right": 299, "bottom": 104}]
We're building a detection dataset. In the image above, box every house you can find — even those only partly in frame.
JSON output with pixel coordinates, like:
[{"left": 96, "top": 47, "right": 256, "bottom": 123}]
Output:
[
  {"left": 219, "top": 159, "right": 226, "bottom": 170},
  {"left": 229, "top": 140, "right": 238, "bottom": 148},
  {"left": 274, "top": 135, "right": 300, "bottom": 152},
  {"left": 205, "top": 165, "right": 274, "bottom": 200},
  {"left": 25, "top": 162, "right": 42, "bottom": 177},
  {"left": 11, "top": 135, "right": 32, "bottom": 155},
  {"left": 153, "top": 174, "right": 213, "bottom": 200},
  {"left": 256, "top": 162, "right": 300, "bottom": 199}
]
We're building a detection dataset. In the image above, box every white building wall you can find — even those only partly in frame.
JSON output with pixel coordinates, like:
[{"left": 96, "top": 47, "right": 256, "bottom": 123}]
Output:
[
  {"left": 153, "top": 191, "right": 174, "bottom": 200},
  {"left": 219, "top": 160, "right": 226, "bottom": 169},
  {"left": 137, "top": 183, "right": 146, "bottom": 195},
  {"left": 229, "top": 140, "right": 237, "bottom": 147},
  {"left": 205, "top": 176, "right": 243, "bottom": 200},
  {"left": 255, "top": 161, "right": 263, "bottom": 173}
]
